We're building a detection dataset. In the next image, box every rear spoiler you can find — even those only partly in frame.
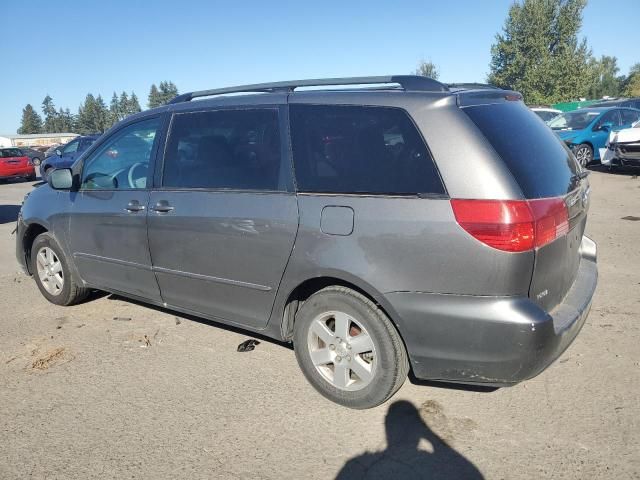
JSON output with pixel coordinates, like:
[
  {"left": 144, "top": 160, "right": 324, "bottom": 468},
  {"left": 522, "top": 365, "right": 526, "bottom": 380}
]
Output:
[{"left": 455, "top": 89, "right": 523, "bottom": 107}]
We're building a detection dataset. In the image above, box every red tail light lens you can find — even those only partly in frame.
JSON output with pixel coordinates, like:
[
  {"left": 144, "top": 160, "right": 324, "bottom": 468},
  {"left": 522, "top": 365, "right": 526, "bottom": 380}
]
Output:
[{"left": 451, "top": 198, "right": 569, "bottom": 252}]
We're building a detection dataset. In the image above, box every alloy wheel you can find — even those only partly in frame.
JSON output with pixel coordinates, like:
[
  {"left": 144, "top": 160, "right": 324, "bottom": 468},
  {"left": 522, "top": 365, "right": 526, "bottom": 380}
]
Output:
[
  {"left": 307, "top": 310, "right": 377, "bottom": 391},
  {"left": 35, "top": 247, "right": 64, "bottom": 296}
]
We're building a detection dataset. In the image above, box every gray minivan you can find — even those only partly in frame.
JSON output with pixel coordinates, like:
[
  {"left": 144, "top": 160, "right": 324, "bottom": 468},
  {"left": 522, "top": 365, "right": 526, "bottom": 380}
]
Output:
[{"left": 16, "top": 76, "right": 597, "bottom": 409}]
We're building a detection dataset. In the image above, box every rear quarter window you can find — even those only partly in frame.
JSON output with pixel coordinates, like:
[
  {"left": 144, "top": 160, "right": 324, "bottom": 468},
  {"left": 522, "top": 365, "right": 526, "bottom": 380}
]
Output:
[
  {"left": 464, "top": 102, "right": 579, "bottom": 199},
  {"left": 290, "top": 105, "right": 445, "bottom": 196}
]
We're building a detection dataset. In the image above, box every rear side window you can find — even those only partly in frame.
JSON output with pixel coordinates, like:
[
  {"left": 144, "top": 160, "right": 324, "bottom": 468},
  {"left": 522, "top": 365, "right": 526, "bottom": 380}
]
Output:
[
  {"left": 621, "top": 109, "right": 640, "bottom": 124},
  {"left": 290, "top": 105, "right": 445, "bottom": 195},
  {"left": 464, "top": 102, "right": 578, "bottom": 199},
  {"left": 162, "top": 109, "right": 283, "bottom": 191},
  {"left": 0, "top": 148, "right": 22, "bottom": 157}
]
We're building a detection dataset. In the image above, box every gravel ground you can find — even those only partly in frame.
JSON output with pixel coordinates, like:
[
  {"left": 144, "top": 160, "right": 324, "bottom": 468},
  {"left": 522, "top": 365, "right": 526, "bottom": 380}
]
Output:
[{"left": 0, "top": 169, "right": 639, "bottom": 479}]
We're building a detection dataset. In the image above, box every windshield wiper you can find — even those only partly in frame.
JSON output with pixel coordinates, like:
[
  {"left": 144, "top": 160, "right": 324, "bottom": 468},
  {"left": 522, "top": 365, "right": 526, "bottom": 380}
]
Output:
[{"left": 571, "top": 170, "right": 590, "bottom": 183}]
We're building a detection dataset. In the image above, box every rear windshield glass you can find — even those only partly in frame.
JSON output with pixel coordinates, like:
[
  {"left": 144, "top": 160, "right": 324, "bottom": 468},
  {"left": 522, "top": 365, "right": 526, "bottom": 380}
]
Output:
[
  {"left": 464, "top": 102, "right": 578, "bottom": 199},
  {"left": 0, "top": 148, "right": 22, "bottom": 158}
]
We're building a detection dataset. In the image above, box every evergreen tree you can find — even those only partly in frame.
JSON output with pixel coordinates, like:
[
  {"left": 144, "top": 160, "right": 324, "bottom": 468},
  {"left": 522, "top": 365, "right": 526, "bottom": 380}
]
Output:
[
  {"left": 488, "top": 0, "right": 592, "bottom": 104},
  {"left": 76, "top": 94, "right": 102, "bottom": 134},
  {"left": 109, "top": 92, "right": 121, "bottom": 127},
  {"left": 17, "top": 104, "right": 43, "bottom": 134},
  {"left": 148, "top": 84, "right": 161, "bottom": 109},
  {"left": 95, "top": 95, "right": 110, "bottom": 132},
  {"left": 157, "top": 81, "right": 179, "bottom": 105},
  {"left": 42, "top": 95, "right": 58, "bottom": 132},
  {"left": 128, "top": 92, "right": 142, "bottom": 114},
  {"left": 414, "top": 60, "right": 439, "bottom": 80},
  {"left": 119, "top": 91, "right": 130, "bottom": 118},
  {"left": 55, "top": 107, "right": 74, "bottom": 132}
]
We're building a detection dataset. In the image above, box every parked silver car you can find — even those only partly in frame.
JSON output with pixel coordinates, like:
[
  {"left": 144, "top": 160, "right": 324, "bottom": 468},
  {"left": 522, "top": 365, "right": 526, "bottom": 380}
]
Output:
[{"left": 16, "top": 76, "right": 597, "bottom": 408}]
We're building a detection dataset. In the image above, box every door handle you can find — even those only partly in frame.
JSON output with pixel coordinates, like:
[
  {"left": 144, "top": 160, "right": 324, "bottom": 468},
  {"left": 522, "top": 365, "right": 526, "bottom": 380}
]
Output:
[
  {"left": 151, "top": 200, "right": 174, "bottom": 213},
  {"left": 125, "top": 200, "right": 145, "bottom": 213}
]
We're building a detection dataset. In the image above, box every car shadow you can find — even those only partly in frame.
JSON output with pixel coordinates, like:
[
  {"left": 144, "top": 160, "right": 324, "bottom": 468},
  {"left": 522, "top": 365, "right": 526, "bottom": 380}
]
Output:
[
  {"left": 0, "top": 205, "right": 21, "bottom": 225},
  {"left": 105, "top": 293, "right": 294, "bottom": 350},
  {"left": 335, "top": 400, "right": 484, "bottom": 479},
  {"left": 408, "top": 372, "right": 498, "bottom": 393},
  {"left": 588, "top": 164, "right": 640, "bottom": 176}
]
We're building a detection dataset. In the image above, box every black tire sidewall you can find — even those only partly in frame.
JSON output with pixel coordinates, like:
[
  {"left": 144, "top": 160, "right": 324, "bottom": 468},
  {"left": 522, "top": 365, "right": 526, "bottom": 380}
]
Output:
[
  {"left": 31, "top": 233, "right": 75, "bottom": 306},
  {"left": 293, "top": 288, "right": 406, "bottom": 409}
]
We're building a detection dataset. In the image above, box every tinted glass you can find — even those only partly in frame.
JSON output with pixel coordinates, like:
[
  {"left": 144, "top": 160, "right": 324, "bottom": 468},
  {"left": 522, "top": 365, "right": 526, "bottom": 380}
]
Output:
[
  {"left": 548, "top": 110, "right": 600, "bottom": 130},
  {"left": 290, "top": 105, "right": 444, "bottom": 195},
  {"left": 62, "top": 139, "right": 79, "bottom": 154},
  {"left": 621, "top": 109, "right": 640, "bottom": 125},
  {"left": 81, "top": 118, "right": 159, "bottom": 190},
  {"left": 78, "top": 137, "right": 96, "bottom": 152},
  {"left": 0, "top": 148, "right": 23, "bottom": 157},
  {"left": 597, "top": 110, "right": 621, "bottom": 127},
  {"left": 464, "top": 102, "right": 578, "bottom": 199},
  {"left": 533, "top": 110, "right": 558, "bottom": 122},
  {"left": 163, "top": 109, "right": 282, "bottom": 190}
]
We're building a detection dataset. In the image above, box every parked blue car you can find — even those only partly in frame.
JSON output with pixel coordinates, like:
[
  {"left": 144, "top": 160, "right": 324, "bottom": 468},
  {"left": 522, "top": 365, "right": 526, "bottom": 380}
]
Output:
[
  {"left": 548, "top": 107, "right": 640, "bottom": 166},
  {"left": 38, "top": 135, "right": 100, "bottom": 180}
]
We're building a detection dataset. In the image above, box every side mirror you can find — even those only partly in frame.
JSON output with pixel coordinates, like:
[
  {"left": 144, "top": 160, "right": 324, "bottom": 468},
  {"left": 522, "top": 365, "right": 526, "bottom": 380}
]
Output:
[
  {"left": 48, "top": 168, "right": 74, "bottom": 190},
  {"left": 55, "top": 149, "right": 62, "bottom": 156}
]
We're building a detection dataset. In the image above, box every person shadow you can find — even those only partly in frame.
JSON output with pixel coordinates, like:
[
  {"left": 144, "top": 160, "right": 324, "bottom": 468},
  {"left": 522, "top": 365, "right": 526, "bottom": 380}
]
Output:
[{"left": 336, "top": 400, "right": 484, "bottom": 480}]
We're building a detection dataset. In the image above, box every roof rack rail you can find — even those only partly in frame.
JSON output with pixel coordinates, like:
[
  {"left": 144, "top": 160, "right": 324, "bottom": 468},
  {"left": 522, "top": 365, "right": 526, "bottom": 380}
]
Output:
[
  {"left": 447, "top": 83, "right": 500, "bottom": 90},
  {"left": 169, "top": 75, "right": 449, "bottom": 104}
]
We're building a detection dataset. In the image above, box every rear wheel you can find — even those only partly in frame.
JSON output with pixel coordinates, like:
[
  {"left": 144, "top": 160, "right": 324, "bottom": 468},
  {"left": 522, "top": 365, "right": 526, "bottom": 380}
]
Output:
[
  {"left": 31, "top": 233, "right": 89, "bottom": 306},
  {"left": 574, "top": 143, "right": 593, "bottom": 167},
  {"left": 293, "top": 286, "right": 409, "bottom": 409}
]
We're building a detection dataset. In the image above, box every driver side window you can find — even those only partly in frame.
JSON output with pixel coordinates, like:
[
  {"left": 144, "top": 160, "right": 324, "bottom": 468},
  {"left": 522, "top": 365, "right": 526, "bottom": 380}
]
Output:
[
  {"left": 81, "top": 118, "right": 160, "bottom": 190},
  {"left": 62, "top": 139, "right": 79, "bottom": 154}
]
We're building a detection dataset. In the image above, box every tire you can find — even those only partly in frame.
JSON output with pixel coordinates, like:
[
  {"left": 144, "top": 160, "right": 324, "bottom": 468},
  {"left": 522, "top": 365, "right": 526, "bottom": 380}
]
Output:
[
  {"left": 293, "top": 286, "right": 409, "bottom": 409},
  {"left": 574, "top": 143, "right": 593, "bottom": 167},
  {"left": 31, "top": 233, "right": 89, "bottom": 306}
]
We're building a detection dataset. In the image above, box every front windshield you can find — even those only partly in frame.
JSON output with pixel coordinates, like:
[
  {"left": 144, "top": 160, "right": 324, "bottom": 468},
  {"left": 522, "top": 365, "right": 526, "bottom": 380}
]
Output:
[{"left": 548, "top": 111, "right": 600, "bottom": 131}]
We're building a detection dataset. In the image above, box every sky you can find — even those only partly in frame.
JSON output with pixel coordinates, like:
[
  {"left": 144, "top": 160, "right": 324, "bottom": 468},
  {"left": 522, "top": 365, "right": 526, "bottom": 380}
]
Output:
[{"left": 1, "top": 0, "right": 638, "bottom": 134}]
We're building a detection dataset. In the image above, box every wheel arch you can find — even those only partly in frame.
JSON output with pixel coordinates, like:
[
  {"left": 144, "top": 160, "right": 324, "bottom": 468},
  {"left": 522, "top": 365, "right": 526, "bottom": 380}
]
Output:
[
  {"left": 22, "top": 222, "right": 49, "bottom": 275},
  {"left": 278, "top": 272, "right": 404, "bottom": 344}
]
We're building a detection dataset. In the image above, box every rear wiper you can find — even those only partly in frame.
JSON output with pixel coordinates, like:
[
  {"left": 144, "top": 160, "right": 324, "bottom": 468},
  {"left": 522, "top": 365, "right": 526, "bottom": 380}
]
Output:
[{"left": 571, "top": 171, "right": 590, "bottom": 183}]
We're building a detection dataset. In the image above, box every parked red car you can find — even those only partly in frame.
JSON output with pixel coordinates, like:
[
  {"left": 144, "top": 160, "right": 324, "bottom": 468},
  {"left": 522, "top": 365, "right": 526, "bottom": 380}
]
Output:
[{"left": 0, "top": 148, "right": 36, "bottom": 182}]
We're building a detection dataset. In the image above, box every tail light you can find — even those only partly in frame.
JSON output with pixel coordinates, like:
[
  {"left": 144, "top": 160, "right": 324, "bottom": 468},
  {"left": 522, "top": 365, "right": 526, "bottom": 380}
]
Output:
[{"left": 450, "top": 198, "right": 569, "bottom": 252}]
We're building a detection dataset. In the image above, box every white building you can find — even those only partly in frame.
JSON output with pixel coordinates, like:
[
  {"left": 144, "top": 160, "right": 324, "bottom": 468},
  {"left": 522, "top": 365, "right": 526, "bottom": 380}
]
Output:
[{"left": 0, "top": 133, "right": 78, "bottom": 148}]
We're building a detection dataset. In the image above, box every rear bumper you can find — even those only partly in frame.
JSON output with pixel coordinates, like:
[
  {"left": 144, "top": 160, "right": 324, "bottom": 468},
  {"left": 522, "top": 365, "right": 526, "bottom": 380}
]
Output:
[{"left": 385, "top": 236, "right": 598, "bottom": 386}]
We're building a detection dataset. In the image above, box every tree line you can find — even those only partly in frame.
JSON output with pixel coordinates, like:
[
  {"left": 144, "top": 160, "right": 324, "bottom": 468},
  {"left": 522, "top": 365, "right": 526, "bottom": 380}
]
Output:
[
  {"left": 487, "top": 0, "right": 639, "bottom": 105},
  {"left": 17, "top": 81, "right": 179, "bottom": 135},
  {"left": 414, "top": 0, "right": 639, "bottom": 105}
]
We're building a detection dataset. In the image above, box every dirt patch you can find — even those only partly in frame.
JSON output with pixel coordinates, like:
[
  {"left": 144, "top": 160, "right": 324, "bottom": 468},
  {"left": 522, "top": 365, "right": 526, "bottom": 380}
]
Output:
[
  {"left": 419, "top": 399, "right": 478, "bottom": 444},
  {"left": 31, "top": 347, "right": 72, "bottom": 370}
]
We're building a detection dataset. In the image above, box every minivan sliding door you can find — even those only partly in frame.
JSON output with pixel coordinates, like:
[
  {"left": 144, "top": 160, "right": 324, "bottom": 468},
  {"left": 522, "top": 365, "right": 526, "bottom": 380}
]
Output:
[{"left": 147, "top": 106, "right": 297, "bottom": 329}]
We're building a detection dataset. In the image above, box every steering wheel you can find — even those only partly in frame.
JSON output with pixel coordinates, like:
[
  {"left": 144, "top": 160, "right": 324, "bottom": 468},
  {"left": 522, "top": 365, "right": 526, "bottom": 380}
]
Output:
[{"left": 127, "top": 162, "right": 147, "bottom": 188}]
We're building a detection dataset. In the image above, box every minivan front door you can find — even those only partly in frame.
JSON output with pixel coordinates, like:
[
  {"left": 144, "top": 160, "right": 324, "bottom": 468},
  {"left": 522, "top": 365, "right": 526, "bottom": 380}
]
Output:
[
  {"left": 146, "top": 107, "right": 298, "bottom": 329},
  {"left": 69, "top": 117, "right": 163, "bottom": 301}
]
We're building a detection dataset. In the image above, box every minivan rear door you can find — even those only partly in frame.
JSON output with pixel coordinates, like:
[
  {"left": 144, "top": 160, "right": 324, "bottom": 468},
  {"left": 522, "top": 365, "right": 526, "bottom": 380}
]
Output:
[
  {"left": 146, "top": 104, "right": 298, "bottom": 329},
  {"left": 463, "top": 99, "right": 589, "bottom": 312}
]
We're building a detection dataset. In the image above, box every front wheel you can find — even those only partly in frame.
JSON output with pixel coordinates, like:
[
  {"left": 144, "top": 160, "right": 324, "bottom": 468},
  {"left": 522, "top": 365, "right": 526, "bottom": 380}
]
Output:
[
  {"left": 293, "top": 286, "right": 409, "bottom": 409},
  {"left": 574, "top": 143, "right": 593, "bottom": 167},
  {"left": 31, "top": 233, "right": 89, "bottom": 306}
]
